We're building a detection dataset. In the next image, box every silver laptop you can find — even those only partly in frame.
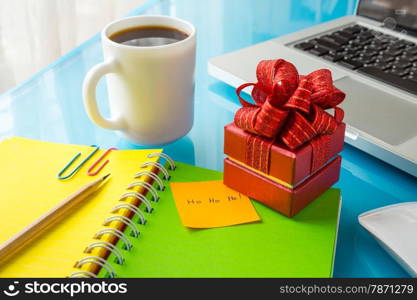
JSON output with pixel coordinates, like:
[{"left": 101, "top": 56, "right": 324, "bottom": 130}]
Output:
[{"left": 208, "top": 0, "right": 417, "bottom": 177}]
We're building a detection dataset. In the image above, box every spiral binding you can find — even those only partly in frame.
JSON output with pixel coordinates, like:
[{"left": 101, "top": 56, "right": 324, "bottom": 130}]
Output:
[
  {"left": 120, "top": 192, "right": 153, "bottom": 213},
  {"left": 134, "top": 171, "right": 165, "bottom": 190},
  {"left": 127, "top": 181, "right": 159, "bottom": 201},
  {"left": 69, "top": 152, "right": 175, "bottom": 278},
  {"left": 147, "top": 153, "right": 176, "bottom": 170},
  {"left": 70, "top": 271, "right": 97, "bottom": 278},
  {"left": 94, "top": 228, "right": 133, "bottom": 251},
  {"left": 74, "top": 256, "right": 116, "bottom": 278},
  {"left": 103, "top": 216, "right": 140, "bottom": 238},
  {"left": 85, "top": 241, "right": 124, "bottom": 265},
  {"left": 111, "top": 203, "right": 146, "bottom": 225},
  {"left": 141, "top": 162, "right": 170, "bottom": 180}
]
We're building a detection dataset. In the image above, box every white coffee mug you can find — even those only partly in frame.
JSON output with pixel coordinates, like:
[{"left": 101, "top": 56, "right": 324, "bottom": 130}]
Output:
[{"left": 83, "top": 15, "right": 196, "bottom": 145}]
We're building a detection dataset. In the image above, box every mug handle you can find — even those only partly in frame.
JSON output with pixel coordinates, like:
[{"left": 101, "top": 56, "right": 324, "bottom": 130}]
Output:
[{"left": 83, "top": 58, "right": 124, "bottom": 130}]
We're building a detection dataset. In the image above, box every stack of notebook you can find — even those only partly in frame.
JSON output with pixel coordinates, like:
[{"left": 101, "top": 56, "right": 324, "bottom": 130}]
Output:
[{"left": 0, "top": 137, "right": 341, "bottom": 277}]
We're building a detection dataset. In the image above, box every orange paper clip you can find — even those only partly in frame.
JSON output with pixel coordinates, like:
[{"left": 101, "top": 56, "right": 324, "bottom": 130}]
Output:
[{"left": 87, "top": 147, "right": 118, "bottom": 176}]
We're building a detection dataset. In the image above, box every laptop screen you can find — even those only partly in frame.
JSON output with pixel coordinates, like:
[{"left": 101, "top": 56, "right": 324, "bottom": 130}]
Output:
[{"left": 358, "top": 0, "right": 417, "bottom": 35}]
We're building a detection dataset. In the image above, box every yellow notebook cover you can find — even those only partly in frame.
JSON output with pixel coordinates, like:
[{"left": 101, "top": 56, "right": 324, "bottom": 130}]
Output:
[{"left": 0, "top": 137, "right": 160, "bottom": 277}]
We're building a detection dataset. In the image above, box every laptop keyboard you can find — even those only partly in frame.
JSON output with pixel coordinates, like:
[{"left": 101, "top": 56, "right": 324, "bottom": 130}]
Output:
[{"left": 294, "top": 24, "right": 417, "bottom": 96}]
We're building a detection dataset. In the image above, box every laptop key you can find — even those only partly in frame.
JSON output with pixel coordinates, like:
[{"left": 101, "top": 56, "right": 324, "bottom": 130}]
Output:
[
  {"left": 402, "top": 40, "right": 414, "bottom": 46},
  {"left": 343, "top": 27, "right": 360, "bottom": 35},
  {"left": 402, "top": 54, "right": 417, "bottom": 63},
  {"left": 361, "top": 50, "right": 378, "bottom": 58},
  {"left": 358, "top": 31, "right": 374, "bottom": 39},
  {"left": 358, "top": 66, "right": 417, "bottom": 95},
  {"left": 384, "top": 48, "right": 403, "bottom": 56},
  {"left": 373, "top": 39, "right": 389, "bottom": 46},
  {"left": 392, "top": 59, "right": 412, "bottom": 69},
  {"left": 294, "top": 42, "right": 315, "bottom": 50},
  {"left": 359, "top": 39, "right": 373, "bottom": 47},
  {"left": 373, "top": 62, "right": 393, "bottom": 71},
  {"left": 366, "top": 44, "right": 387, "bottom": 52},
  {"left": 309, "top": 46, "right": 329, "bottom": 56},
  {"left": 343, "top": 48, "right": 358, "bottom": 55},
  {"left": 349, "top": 41, "right": 363, "bottom": 49},
  {"left": 407, "top": 46, "right": 417, "bottom": 55},
  {"left": 383, "top": 35, "right": 399, "bottom": 41},
  {"left": 390, "top": 68, "right": 410, "bottom": 77},
  {"left": 315, "top": 38, "right": 341, "bottom": 51},
  {"left": 322, "top": 53, "right": 344, "bottom": 62},
  {"left": 356, "top": 56, "right": 376, "bottom": 65},
  {"left": 325, "top": 36, "right": 347, "bottom": 46},
  {"left": 337, "top": 31, "right": 354, "bottom": 40},
  {"left": 344, "top": 54, "right": 359, "bottom": 60},
  {"left": 390, "top": 42, "right": 407, "bottom": 50},
  {"left": 376, "top": 54, "right": 395, "bottom": 63},
  {"left": 323, "top": 36, "right": 346, "bottom": 47},
  {"left": 337, "top": 58, "right": 363, "bottom": 70},
  {"left": 331, "top": 33, "right": 350, "bottom": 44}
]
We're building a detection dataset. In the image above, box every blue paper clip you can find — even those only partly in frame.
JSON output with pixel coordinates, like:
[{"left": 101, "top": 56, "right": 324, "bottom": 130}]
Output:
[{"left": 57, "top": 145, "right": 100, "bottom": 180}]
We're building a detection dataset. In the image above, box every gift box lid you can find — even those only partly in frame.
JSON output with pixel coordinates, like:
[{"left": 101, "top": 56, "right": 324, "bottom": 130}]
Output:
[{"left": 224, "top": 121, "right": 345, "bottom": 186}]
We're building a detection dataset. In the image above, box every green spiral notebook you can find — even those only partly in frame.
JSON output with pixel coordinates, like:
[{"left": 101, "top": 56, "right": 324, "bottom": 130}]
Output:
[{"left": 75, "top": 161, "right": 341, "bottom": 278}]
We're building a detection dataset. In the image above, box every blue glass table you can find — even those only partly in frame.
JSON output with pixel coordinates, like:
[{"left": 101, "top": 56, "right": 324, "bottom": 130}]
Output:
[{"left": 1, "top": 0, "right": 415, "bottom": 277}]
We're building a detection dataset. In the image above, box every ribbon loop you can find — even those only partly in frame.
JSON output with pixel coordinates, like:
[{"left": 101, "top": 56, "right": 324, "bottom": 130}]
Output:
[
  {"left": 234, "top": 106, "right": 259, "bottom": 135},
  {"left": 310, "top": 105, "right": 339, "bottom": 136},
  {"left": 254, "top": 99, "right": 289, "bottom": 139},
  {"left": 234, "top": 59, "right": 345, "bottom": 148},
  {"left": 283, "top": 77, "right": 312, "bottom": 113},
  {"left": 233, "top": 59, "right": 346, "bottom": 174},
  {"left": 236, "top": 83, "right": 258, "bottom": 107},
  {"left": 281, "top": 112, "right": 317, "bottom": 150},
  {"left": 308, "top": 69, "right": 345, "bottom": 109}
]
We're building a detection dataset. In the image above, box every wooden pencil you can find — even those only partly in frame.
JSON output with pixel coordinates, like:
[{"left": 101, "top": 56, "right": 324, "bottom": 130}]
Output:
[{"left": 0, "top": 174, "right": 110, "bottom": 266}]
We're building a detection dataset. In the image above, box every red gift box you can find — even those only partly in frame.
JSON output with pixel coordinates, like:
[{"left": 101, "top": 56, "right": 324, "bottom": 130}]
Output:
[
  {"left": 224, "top": 156, "right": 341, "bottom": 217},
  {"left": 223, "top": 59, "right": 346, "bottom": 216},
  {"left": 224, "top": 121, "right": 345, "bottom": 187}
]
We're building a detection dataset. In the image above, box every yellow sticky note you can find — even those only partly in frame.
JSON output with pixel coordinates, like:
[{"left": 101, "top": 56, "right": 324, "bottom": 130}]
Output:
[{"left": 170, "top": 180, "right": 260, "bottom": 228}]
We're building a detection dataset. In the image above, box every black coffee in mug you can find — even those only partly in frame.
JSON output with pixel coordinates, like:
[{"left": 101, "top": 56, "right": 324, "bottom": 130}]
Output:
[{"left": 109, "top": 25, "right": 189, "bottom": 47}]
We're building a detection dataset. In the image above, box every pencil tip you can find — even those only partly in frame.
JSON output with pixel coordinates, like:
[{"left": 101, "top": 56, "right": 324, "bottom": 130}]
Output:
[{"left": 102, "top": 174, "right": 111, "bottom": 181}]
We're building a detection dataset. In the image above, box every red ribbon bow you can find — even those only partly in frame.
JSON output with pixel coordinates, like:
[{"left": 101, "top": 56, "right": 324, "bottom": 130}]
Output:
[{"left": 234, "top": 59, "right": 345, "bottom": 174}]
